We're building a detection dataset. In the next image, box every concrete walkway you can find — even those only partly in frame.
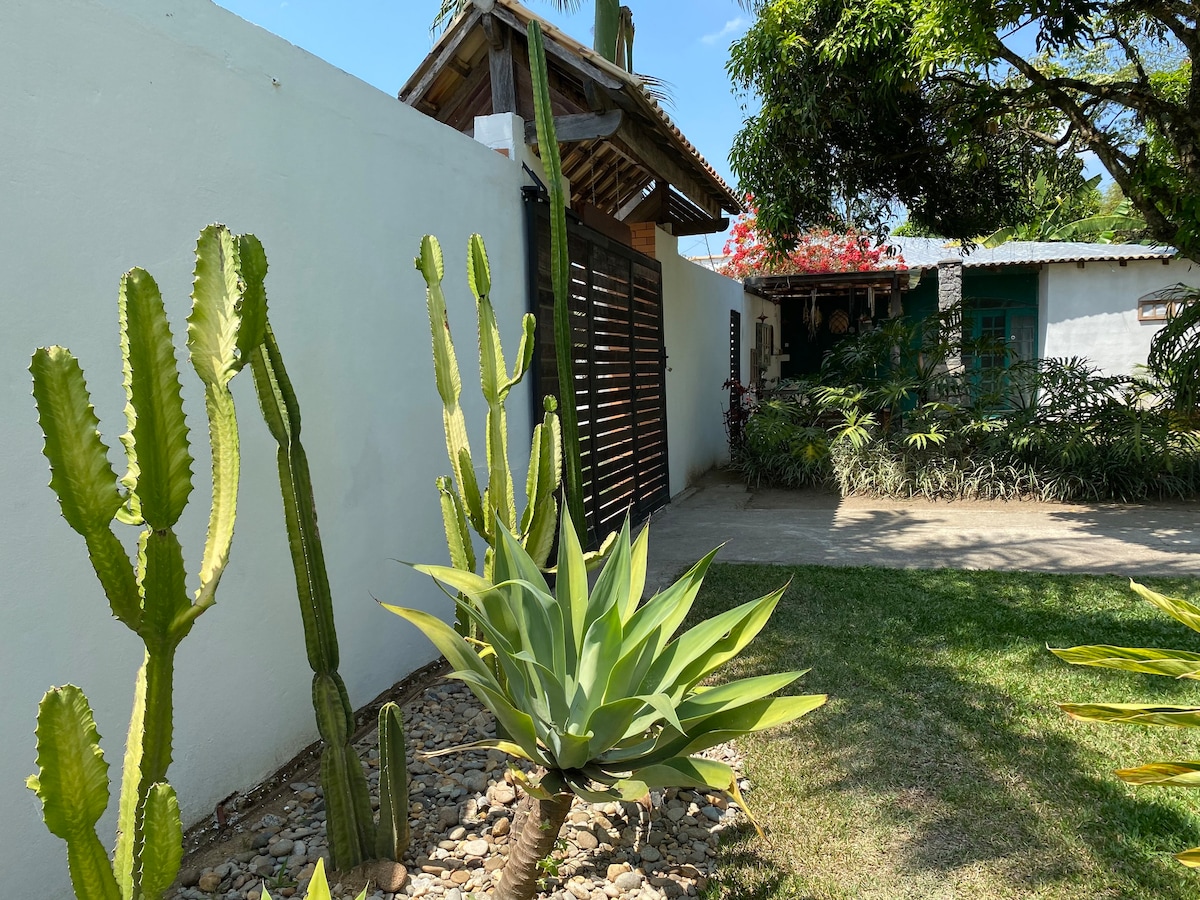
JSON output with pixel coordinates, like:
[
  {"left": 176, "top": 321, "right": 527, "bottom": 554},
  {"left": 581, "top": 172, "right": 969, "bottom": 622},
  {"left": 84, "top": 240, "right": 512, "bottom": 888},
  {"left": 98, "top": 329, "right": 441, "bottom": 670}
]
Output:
[{"left": 644, "top": 470, "right": 1200, "bottom": 591}]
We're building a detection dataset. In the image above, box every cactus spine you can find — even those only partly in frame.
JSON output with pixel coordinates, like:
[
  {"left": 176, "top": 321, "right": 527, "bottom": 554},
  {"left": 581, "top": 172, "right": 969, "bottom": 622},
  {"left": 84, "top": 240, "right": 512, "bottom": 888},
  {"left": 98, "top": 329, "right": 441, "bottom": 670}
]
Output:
[
  {"left": 416, "top": 233, "right": 562, "bottom": 602},
  {"left": 27, "top": 225, "right": 261, "bottom": 900},
  {"left": 529, "top": 19, "right": 588, "bottom": 545},
  {"left": 374, "top": 702, "right": 410, "bottom": 860},
  {"left": 246, "top": 309, "right": 380, "bottom": 871}
]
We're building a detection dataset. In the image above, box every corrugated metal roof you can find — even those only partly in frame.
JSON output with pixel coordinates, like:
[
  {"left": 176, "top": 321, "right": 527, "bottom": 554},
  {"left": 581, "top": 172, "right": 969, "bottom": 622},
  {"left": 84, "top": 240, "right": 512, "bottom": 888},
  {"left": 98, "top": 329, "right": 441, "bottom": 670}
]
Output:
[{"left": 889, "top": 237, "right": 1178, "bottom": 269}]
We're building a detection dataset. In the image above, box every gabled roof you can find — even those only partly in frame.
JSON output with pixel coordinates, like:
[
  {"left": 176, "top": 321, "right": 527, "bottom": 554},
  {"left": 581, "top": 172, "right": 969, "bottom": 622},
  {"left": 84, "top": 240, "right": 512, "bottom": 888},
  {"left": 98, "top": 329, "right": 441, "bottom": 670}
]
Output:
[
  {"left": 399, "top": 0, "right": 741, "bottom": 234},
  {"left": 889, "top": 237, "right": 1178, "bottom": 269}
]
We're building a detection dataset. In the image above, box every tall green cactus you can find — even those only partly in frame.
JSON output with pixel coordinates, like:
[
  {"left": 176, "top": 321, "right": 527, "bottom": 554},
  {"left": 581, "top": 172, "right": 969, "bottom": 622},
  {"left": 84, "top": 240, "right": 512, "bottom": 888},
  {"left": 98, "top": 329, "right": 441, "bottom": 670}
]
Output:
[
  {"left": 246, "top": 311, "right": 380, "bottom": 871},
  {"left": 27, "top": 225, "right": 261, "bottom": 900},
  {"left": 374, "top": 702, "right": 410, "bottom": 861},
  {"left": 416, "top": 233, "right": 562, "bottom": 604},
  {"left": 529, "top": 19, "right": 588, "bottom": 545},
  {"left": 240, "top": 234, "right": 409, "bottom": 871}
]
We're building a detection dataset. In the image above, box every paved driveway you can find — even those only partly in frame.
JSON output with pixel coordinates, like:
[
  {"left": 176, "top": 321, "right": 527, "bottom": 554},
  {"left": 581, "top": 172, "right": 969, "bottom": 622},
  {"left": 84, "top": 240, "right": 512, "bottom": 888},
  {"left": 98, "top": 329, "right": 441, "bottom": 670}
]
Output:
[{"left": 644, "top": 470, "right": 1200, "bottom": 591}]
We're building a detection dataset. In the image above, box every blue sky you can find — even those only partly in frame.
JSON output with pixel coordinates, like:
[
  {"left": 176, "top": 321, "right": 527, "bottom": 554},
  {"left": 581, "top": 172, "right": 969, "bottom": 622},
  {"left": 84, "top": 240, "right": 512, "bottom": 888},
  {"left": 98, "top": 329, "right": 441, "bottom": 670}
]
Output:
[{"left": 210, "top": 0, "right": 755, "bottom": 258}]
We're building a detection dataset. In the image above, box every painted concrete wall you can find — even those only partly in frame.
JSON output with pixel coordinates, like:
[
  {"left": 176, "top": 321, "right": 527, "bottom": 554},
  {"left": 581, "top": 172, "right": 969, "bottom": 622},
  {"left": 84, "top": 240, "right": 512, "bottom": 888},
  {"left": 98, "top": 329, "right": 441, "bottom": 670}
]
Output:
[
  {"left": 657, "top": 230, "right": 751, "bottom": 492},
  {"left": 0, "top": 1, "right": 533, "bottom": 895},
  {"left": 1040, "top": 257, "right": 1200, "bottom": 375}
]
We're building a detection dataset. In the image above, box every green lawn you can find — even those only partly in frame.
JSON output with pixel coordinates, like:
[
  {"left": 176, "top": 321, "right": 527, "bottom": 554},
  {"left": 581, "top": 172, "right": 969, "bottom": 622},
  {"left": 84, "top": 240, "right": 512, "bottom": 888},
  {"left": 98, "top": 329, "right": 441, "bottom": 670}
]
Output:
[{"left": 693, "top": 565, "right": 1200, "bottom": 900}]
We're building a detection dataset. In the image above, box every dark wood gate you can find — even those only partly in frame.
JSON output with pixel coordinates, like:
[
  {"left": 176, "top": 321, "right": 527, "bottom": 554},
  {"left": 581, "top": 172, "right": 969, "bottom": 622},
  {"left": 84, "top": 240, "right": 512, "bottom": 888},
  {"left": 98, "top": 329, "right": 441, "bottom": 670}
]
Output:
[{"left": 524, "top": 190, "right": 670, "bottom": 545}]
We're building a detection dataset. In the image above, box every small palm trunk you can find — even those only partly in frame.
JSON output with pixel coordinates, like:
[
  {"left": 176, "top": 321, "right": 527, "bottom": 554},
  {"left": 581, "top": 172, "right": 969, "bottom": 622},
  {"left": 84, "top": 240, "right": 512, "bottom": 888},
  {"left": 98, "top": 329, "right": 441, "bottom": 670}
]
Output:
[{"left": 496, "top": 790, "right": 573, "bottom": 900}]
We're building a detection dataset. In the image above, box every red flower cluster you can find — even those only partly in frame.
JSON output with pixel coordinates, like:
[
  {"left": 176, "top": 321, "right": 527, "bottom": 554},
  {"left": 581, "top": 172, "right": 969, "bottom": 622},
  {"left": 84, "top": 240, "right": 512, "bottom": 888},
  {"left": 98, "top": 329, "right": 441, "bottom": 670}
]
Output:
[{"left": 719, "top": 200, "right": 906, "bottom": 279}]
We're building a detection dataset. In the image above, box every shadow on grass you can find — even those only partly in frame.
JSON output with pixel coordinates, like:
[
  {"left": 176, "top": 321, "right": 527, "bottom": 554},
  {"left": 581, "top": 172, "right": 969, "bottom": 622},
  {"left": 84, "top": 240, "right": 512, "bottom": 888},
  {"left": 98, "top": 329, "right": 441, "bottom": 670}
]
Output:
[{"left": 692, "top": 565, "right": 1200, "bottom": 899}]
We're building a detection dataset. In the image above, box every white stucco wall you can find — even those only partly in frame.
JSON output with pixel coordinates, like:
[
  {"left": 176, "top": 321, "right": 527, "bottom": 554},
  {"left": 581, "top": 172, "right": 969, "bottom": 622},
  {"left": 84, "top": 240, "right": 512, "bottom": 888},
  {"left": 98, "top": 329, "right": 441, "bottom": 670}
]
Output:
[
  {"left": 657, "top": 230, "right": 750, "bottom": 492},
  {"left": 1, "top": 1, "right": 533, "bottom": 895},
  {"left": 1040, "top": 257, "right": 1200, "bottom": 375},
  {"left": 742, "top": 292, "right": 784, "bottom": 386}
]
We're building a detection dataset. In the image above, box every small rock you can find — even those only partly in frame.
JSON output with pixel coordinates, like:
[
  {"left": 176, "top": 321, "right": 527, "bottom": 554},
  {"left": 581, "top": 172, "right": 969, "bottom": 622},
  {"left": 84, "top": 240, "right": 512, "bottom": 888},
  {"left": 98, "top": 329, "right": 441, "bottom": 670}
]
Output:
[
  {"left": 573, "top": 830, "right": 599, "bottom": 851},
  {"left": 461, "top": 839, "right": 489, "bottom": 857},
  {"left": 268, "top": 839, "right": 295, "bottom": 858},
  {"left": 613, "top": 871, "right": 643, "bottom": 892},
  {"left": 367, "top": 861, "right": 409, "bottom": 893},
  {"left": 700, "top": 806, "right": 722, "bottom": 823},
  {"left": 606, "top": 864, "right": 631, "bottom": 882},
  {"left": 639, "top": 846, "right": 661, "bottom": 863},
  {"left": 490, "top": 785, "right": 516, "bottom": 805},
  {"left": 449, "top": 826, "right": 467, "bottom": 841},
  {"left": 492, "top": 816, "right": 511, "bottom": 837},
  {"left": 450, "top": 870, "right": 471, "bottom": 885},
  {"left": 178, "top": 868, "right": 202, "bottom": 888},
  {"left": 197, "top": 872, "right": 223, "bottom": 893}
]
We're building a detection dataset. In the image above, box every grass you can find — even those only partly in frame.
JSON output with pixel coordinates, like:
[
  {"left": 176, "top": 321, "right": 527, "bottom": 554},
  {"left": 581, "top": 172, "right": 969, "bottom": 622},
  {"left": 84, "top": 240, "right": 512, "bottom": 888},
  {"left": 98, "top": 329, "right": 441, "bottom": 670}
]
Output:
[{"left": 692, "top": 565, "right": 1200, "bottom": 900}]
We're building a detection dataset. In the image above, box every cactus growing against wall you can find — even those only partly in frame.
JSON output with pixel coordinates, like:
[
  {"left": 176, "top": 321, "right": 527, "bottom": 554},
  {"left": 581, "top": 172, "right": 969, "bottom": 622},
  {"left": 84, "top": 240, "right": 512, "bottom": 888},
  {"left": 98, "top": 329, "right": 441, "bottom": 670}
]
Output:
[
  {"left": 416, "top": 233, "right": 562, "bottom": 600},
  {"left": 27, "top": 225, "right": 262, "bottom": 900},
  {"left": 528, "top": 19, "right": 588, "bottom": 545},
  {"left": 241, "top": 239, "right": 409, "bottom": 871}
]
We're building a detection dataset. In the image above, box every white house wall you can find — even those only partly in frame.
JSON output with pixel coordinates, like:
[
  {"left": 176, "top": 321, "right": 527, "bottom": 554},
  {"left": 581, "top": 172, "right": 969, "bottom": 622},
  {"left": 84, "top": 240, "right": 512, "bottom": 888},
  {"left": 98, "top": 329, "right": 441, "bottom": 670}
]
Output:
[
  {"left": 656, "top": 230, "right": 749, "bottom": 492},
  {"left": 0, "top": 1, "right": 534, "bottom": 895},
  {"left": 1040, "top": 257, "right": 1200, "bottom": 375}
]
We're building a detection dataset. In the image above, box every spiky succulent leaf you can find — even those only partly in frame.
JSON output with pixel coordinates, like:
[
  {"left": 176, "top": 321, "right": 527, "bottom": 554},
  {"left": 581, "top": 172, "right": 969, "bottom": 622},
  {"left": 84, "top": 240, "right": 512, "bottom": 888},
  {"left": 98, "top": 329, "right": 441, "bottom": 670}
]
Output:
[
  {"left": 262, "top": 858, "right": 368, "bottom": 900},
  {"left": 1049, "top": 644, "right": 1200, "bottom": 679},
  {"left": 1176, "top": 847, "right": 1200, "bottom": 868},
  {"left": 119, "top": 268, "right": 194, "bottom": 530},
  {"left": 30, "top": 347, "right": 140, "bottom": 629},
  {"left": 396, "top": 516, "right": 824, "bottom": 806},
  {"left": 137, "top": 783, "right": 182, "bottom": 900},
  {"left": 27, "top": 686, "right": 121, "bottom": 900}
]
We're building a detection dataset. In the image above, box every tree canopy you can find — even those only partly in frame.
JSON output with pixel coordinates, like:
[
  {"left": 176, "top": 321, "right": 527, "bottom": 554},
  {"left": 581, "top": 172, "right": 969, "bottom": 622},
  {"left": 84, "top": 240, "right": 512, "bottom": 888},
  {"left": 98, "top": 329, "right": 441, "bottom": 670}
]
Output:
[{"left": 728, "top": 0, "right": 1199, "bottom": 258}]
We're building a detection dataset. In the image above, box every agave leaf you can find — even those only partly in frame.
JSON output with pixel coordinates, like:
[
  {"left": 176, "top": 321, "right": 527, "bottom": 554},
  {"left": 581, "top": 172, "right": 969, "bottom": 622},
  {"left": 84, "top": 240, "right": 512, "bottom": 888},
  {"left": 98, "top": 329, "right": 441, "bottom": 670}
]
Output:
[
  {"left": 675, "top": 672, "right": 809, "bottom": 727},
  {"left": 1176, "top": 847, "right": 1200, "bottom": 868},
  {"left": 1060, "top": 703, "right": 1200, "bottom": 728},
  {"left": 556, "top": 505, "right": 590, "bottom": 668},
  {"left": 1049, "top": 644, "right": 1200, "bottom": 679},
  {"left": 1130, "top": 581, "right": 1200, "bottom": 635},
  {"left": 1116, "top": 761, "right": 1200, "bottom": 786},
  {"left": 562, "top": 770, "right": 649, "bottom": 804},
  {"left": 624, "top": 756, "right": 764, "bottom": 837},
  {"left": 641, "top": 588, "right": 785, "bottom": 698},
  {"left": 625, "top": 523, "right": 650, "bottom": 622},
  {"left": 421, "top": 739, "right": 535, "bottom": 762},
  {"left": 588, "top": 518, "right": 632, "bottom": 632}
]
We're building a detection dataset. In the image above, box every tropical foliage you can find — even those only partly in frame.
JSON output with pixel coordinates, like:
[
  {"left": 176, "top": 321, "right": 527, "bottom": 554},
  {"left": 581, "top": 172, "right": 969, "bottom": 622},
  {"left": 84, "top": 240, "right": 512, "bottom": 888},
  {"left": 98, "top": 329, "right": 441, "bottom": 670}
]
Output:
[
  {"left": 730, "top": 306, "right": 1200, "bottom": 501},
  {"left": 1052, "top": 580, "right": 1200, "bottom": 868},
  {"left": 261, "top": 859, "right": 366, "bottom": 900},
  {"left": 729, "top": 0, "right": 1200, "bottom": 259},
  {"left": 980, "top": 173, "right": 1146, "bottom": 247},
  {"left": 386, "top": 515, "right": 825, "bottom": 900},
  {"left": 720, "top": 200, "right": 907, "bottom": 279}
]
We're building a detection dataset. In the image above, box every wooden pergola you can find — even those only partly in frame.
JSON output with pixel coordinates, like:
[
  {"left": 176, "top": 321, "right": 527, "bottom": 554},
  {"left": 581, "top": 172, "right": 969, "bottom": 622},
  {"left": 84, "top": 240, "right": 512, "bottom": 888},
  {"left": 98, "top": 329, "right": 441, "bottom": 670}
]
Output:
[{"left": 399, "top": 0, "right": 742, "bottom": 238}]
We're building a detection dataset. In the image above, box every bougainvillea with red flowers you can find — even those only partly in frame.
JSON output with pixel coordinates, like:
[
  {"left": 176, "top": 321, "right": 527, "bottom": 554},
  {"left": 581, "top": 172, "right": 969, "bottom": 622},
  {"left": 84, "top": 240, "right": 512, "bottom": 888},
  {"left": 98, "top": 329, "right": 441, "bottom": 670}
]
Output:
[{"left": 719, "top": 199, "right": 906, "bottom": 279}]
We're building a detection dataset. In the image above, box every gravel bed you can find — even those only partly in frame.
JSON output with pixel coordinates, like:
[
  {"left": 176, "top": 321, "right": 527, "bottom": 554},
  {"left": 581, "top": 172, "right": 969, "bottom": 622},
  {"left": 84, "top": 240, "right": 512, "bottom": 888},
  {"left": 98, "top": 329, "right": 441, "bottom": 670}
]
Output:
[{"left": 168, "top": 682, "right": 748, "bottom": 900}]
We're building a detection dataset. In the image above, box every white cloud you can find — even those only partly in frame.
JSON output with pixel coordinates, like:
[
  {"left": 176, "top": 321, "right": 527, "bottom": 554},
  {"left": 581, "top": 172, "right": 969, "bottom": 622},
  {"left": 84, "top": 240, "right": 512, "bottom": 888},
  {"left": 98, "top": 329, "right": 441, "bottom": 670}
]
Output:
[{"left": 700, "top": 16, "right": 748, "bottom": 46}]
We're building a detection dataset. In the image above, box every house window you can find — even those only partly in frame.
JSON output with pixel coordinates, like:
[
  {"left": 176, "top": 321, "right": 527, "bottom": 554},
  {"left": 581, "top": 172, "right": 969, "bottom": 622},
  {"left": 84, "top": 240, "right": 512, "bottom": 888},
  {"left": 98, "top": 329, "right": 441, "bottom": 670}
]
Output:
[{"left": 1139, "top": 285, "right": 1196, "bottom": 321}]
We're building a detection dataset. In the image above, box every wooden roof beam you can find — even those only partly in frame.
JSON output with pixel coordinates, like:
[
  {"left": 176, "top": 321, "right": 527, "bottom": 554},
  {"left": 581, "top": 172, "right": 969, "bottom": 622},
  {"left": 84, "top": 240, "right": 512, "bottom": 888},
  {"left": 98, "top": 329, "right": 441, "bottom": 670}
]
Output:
[
  {"left": 613, "top": 121, "right": 722, "bottom": 219},
  {"left": 525, "top": 110, "right": 624, "bottom": 145}
]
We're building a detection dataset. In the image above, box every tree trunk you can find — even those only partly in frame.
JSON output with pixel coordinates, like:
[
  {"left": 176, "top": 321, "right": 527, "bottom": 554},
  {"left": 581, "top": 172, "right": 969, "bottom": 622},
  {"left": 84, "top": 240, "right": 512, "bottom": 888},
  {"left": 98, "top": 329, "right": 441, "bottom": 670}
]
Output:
[{"left": 495, "top": 789, "right": 573, "bottom": 900}]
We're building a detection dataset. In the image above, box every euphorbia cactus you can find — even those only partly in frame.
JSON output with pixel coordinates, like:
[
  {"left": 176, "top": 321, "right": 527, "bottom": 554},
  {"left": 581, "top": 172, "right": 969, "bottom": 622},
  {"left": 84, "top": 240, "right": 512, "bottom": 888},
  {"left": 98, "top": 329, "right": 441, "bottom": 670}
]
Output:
[
  {"left": 387, "top": 514, "right": 826, "bottom": 900},
  {"left": 416, "top": 233, "right": 562, "bottom": 601},
  {"left": 240, "top": 235, "right": 409, "bottom": 870},
  {"left": 27, "top": 225, "right": 262, "bottom": 900}
]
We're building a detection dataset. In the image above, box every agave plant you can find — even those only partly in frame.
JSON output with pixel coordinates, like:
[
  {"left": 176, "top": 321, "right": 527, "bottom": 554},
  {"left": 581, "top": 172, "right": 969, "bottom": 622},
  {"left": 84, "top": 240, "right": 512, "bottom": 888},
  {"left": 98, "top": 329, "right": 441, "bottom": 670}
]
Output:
[
  {"left": 385, "top": 516, "right": 825, "bottom": 900},
  {"left": 261, "top": 859, "right": 365, "bottom": 900},
  {"left": 1052, "top": 581, "right": 1200, "bottom": 867}
]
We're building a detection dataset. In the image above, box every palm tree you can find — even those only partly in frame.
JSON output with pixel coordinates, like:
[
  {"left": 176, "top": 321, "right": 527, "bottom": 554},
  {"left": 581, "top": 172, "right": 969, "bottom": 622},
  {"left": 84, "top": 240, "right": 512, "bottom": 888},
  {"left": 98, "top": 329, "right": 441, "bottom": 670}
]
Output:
[{"left": 431, "top": 0, "right": 634, "bottom": 71}]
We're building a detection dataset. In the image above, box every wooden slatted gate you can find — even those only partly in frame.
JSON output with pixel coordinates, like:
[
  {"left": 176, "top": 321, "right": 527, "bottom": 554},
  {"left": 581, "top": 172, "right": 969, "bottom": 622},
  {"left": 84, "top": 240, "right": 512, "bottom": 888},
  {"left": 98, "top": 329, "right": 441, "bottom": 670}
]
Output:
[{"left": 524, "top": 190, "right": 670, "bottom": 545}]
